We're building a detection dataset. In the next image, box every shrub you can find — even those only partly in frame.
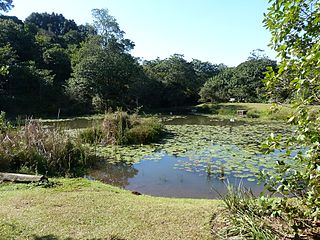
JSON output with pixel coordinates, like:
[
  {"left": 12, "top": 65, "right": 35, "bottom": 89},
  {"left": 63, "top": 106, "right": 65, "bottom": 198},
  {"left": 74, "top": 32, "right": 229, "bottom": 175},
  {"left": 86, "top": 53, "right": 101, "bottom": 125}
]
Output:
[
  {"left": 101, "top": 111, "right": 131, "bottom": 145},
  {"left": 78, "top": 111, "right": 165, "bottom": 145},
  {"left": 125, "top": 118, "right": 164, "bottom": 144}
]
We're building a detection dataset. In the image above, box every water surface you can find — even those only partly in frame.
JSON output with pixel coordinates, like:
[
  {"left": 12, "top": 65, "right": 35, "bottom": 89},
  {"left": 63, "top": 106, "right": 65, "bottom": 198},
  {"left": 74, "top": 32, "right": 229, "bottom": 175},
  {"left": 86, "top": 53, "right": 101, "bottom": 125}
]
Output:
[{"left": 43, "top": 114, "right": 291, "bottom": 198}]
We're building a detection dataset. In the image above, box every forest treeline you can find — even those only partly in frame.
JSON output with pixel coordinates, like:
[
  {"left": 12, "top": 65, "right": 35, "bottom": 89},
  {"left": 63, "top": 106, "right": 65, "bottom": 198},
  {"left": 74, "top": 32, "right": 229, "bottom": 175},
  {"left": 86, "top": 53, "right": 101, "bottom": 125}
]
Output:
[{"left": 0, "top": 9, "right": 281, "bottom": 116}]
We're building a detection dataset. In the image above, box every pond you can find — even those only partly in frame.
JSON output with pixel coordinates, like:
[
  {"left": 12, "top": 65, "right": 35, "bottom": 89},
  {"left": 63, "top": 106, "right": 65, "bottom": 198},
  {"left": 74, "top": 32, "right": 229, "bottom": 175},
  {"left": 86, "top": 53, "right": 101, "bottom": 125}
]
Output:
[
  {"left": 89, "top": 115, "right": 294, "bottom": 199},
  {"left": 45, "top": 115, "right": 292, "bottom": 199}
]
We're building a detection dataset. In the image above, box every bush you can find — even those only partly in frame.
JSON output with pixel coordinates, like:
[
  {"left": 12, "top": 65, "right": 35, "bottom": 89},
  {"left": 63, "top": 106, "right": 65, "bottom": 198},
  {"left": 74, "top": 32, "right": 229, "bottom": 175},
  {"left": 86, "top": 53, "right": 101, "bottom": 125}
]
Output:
[
  {"left": 217, "top": 183, "right": 286, "bottom": 239},
  {"left": 125, "top": 118, "right": 164, "bottom": 144},
  {"left": 78, "top": 111, "right": 165, "bottom": 145}
]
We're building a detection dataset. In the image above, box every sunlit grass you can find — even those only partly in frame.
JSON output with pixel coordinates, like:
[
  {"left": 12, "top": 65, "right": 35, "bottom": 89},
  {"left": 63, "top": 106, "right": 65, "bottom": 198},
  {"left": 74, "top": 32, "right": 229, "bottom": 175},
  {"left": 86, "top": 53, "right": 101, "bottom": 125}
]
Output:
[
  {"left": 0, "top": 178, "right": 219, "bottom": 240},
  {"left": 197, "top": 102, "right": 292, "bottom": 120}
]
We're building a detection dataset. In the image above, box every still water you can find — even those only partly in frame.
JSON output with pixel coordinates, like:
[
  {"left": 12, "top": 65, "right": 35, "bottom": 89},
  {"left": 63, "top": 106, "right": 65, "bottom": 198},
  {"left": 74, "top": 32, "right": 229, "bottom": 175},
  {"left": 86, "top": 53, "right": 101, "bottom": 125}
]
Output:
[
  {"left": 89, "top": 154, "right": 264, "bottom": 199},
  {"left": 83, "top": 115, "right": 288, "bottom": 199},
  {"left": 43, "top": 115, "right": 288, "bottom": 198}
]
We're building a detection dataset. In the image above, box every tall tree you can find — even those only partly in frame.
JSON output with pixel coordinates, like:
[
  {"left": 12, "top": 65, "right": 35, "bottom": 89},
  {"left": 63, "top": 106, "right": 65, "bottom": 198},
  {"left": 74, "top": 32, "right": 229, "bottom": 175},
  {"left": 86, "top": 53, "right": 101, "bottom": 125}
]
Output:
[
  {"left": 91, "top": 8, "right": 134, "bottom": 52},
  {"left": 191, "top": 59, "right": 222, "bottom": 85},
  {"left": 66, "top": 9, "right": 139, "bottom": 112}
]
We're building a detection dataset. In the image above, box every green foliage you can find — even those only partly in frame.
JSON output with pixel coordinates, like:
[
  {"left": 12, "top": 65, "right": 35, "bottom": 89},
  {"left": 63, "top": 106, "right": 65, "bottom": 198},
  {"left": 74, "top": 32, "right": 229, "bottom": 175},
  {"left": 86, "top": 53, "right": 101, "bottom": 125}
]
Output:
[
  {"left": 79, "top": 126, "right": 103, "bottom": 145},
  {"left": 262, "top": 0, "right": 320, "bottom": 236},
  {"left": 219, "top": 184, "right": 289, "bottom": 239},
  {"left": 67, "top": 35, "right": 141, "bottom": 111},
  {"left": 199, "top": 55, "right": 277, "bottom": 103},
  {"left": 125, "top": 118, "right": 164, "bottom": 144},
  {"left": 199, "top": 68, "right": 234, "bottom": 102},
  {"left": 0, "top": 119, "right": 90, "bottom": 176},
  {"left": 0, "top": 65, "right": 8, "bottom": 75},
  {"left": 231, "top": 57, "right": 277, "bottom": 102},
  {"left": 43, "top": 45, "right": 71, "bottom": 83},
  {"left": 0, "top": 7, "right": 282, "bottom": 116},
  {"left": 0, "top": 111, "right": 11, "bottom": 133},
  {"left": 25, "top": 12, "right": 78, "bottom": 36},
  {"left": 143, "top": 54, "right": 201, "bottom": 107},
  {"left": 79, "top": 112, "right": 164, "bottom": 145}
]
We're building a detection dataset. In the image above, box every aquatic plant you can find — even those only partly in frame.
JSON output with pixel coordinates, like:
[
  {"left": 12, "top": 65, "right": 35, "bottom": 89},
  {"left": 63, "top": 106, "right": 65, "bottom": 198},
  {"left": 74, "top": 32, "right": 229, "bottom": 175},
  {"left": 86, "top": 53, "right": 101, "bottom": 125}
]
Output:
[{"left": 92, "top": 121, "right": 294, "bottom": 184}]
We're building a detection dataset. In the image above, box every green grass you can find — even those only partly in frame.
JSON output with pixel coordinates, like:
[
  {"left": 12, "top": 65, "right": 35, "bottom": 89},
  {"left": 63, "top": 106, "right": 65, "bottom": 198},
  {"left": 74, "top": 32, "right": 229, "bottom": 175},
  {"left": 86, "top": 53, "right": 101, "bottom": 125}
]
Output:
[
  {"left": 0, "top": 178, "right": 220, "bottom": 240},
  {"left": 196, "top": 103, "right": 292, "bottom": 121}
]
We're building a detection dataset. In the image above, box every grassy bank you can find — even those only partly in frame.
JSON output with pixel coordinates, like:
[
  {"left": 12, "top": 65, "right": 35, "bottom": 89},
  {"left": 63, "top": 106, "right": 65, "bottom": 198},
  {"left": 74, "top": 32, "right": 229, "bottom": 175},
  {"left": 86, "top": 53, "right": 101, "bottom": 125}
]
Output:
[
  {"left": 196, "top": 103, "right": 292, "bottom": 120},
  {"left": 0, "top": 178, "right": 219, "bottom": 240}
]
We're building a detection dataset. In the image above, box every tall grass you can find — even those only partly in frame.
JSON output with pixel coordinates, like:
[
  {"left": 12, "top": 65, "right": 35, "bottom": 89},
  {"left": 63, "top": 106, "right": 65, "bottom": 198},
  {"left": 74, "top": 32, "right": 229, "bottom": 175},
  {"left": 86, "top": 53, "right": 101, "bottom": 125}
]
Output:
[
  {"left": 0, "top": 119, "right": 90, "bottom": 176},
  {"left": 215, "top": 183, "right": 284, "bottom": 240},
  {"left": 79, "top": 111, "right": 164, "bottom": 145}
]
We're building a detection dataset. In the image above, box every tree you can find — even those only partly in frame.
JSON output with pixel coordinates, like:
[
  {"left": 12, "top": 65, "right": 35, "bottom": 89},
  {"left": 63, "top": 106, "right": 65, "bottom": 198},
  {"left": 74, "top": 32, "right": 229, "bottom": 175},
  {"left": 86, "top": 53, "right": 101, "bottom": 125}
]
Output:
[
  {"left": 67, "top": 35, "right": 140, "bottom": 112},
  {"left": 65, "top": 8, "right": 140, "bottom": 112},
  {"left": 199, "top": 55, "right": 277, "bottom": 103},
  {"left": 199, "top": 68, "right": 234, "bottom": 103},
  {"left": 143, "top": 54, "right": 198, "bottom": 106},
  {"left": 91, "top": 8, "right": 123, "bottom": 42},
  {"left": 191, "top": 59, "right": 222, "bottom": 85},
  {"left": 43, "top": 45, "right": 71, "bottom": 83},
  {"left": 0, "top": 19, "right": 37, "bottom": 61},
  {"left": 263, "top": 0, "right": 320, "bottom": 234},
  {"left": 230, "top": 57, "right": 277, "bottom": 102},
  {"left": 0, "top": 0, "right": 13, "bottom": 13},
  {"left": 25, "top": 12, "right": 78, "bottom": 36},
  {"left": 91, "top": 8, "right": 134, "bottom": 52}
]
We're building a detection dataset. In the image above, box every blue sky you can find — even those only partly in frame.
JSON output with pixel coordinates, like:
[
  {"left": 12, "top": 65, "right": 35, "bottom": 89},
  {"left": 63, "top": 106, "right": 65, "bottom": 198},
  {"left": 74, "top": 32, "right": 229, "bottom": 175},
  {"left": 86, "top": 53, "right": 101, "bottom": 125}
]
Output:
[{"left": 8, "top": 0, "right": 275, "bottom": 66}]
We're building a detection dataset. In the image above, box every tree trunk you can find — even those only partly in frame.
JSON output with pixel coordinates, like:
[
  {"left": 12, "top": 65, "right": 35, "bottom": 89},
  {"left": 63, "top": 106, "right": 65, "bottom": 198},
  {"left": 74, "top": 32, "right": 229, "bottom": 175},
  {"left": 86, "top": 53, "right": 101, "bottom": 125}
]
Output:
[{"left": 0, "top": 172, "right": 48, "bottom": 183}]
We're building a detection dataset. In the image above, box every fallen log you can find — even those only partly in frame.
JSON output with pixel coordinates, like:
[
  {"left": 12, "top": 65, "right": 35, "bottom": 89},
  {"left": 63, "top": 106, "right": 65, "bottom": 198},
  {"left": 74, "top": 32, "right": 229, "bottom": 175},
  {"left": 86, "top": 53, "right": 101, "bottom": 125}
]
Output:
[{"left": 0, "top": 172, "right": 48, "bottom": 183}]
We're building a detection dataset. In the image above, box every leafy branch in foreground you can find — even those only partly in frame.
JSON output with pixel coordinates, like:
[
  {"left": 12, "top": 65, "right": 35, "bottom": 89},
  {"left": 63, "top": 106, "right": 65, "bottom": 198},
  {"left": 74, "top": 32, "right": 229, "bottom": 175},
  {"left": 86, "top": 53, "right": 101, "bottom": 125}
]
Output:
[{"left": 260, "top": 0, "right": 320, "bottom": 237}]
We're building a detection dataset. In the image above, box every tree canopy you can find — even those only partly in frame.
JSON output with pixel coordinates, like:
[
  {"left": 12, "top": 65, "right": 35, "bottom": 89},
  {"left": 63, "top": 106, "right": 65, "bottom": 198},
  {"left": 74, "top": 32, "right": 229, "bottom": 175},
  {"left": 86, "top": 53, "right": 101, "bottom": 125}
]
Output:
[
  {"left": 0, "top": 7, "right": 281, "bottom": 116},
  {"left": 199, "top": 54, "right": 277, "bottom": 103}
]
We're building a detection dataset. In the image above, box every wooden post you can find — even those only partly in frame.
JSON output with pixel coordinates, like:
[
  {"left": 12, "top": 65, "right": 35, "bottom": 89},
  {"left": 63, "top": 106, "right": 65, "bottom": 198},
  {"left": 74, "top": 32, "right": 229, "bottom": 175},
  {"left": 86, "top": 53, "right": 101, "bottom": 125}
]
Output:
[{"left": 237, "top": 110, "right": 248, "bottom": 116}]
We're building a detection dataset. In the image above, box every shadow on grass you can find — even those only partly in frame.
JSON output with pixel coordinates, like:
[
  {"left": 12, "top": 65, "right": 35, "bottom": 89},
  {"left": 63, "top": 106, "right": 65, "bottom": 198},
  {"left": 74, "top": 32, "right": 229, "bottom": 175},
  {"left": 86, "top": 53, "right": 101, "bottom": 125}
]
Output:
[{"left": 33, "top": 235, "right": 126, "bottom": 240}]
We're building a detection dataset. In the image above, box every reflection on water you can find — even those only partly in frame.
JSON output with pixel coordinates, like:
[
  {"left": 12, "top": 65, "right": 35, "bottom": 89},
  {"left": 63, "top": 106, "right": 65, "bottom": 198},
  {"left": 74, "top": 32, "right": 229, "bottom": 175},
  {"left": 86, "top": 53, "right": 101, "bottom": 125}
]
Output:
[
  {"left": 90, "top": 162, "right": 138, "bottom": 188},
  {"left": 89, "top": 154, "right": 264, "bottom": 199},
  {"left": 42, "top": 114, "right": 248, "bottom": 129},
  {"left": 43, "top": 118, "right": 103, "bottom": 129}
]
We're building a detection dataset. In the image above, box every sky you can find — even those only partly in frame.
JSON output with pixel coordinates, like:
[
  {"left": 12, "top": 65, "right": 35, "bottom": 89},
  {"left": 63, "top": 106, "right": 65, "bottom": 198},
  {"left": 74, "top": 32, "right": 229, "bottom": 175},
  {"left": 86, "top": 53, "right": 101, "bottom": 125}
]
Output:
[{"left": 7, "top": 0, "right": 276, "bottom": 67}]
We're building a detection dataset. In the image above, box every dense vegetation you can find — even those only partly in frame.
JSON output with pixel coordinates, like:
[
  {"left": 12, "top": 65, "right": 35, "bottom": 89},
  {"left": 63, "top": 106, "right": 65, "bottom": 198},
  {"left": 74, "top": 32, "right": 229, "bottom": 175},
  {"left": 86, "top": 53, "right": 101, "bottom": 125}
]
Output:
[
  {"left": 0, "top": 111, "right": 164, "bottom": 176},
  {"left": 219, "top": 0, "right": 320, "bottom": 239},
  {"left": 0, "top": 6, "right": 279, "bottom": 117}
]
